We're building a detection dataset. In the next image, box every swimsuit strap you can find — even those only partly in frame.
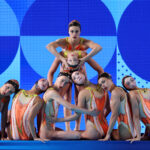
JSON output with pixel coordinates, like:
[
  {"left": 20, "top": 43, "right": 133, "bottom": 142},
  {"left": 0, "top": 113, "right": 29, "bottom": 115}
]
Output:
[
  {"left": 63, "top": 51, "right": 68, "bottom": 58},
  {"left": 85, "top": 87, "right": 96, "bottom": 107},
  {"left": 22, "top": 90, "right": 38, "bottom": 97}
]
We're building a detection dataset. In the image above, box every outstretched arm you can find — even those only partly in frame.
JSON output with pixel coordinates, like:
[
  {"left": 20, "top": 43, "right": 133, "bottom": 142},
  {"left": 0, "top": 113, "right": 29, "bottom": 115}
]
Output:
[{"left": 56, "top": 113, "right": 80, "bottom": 123}]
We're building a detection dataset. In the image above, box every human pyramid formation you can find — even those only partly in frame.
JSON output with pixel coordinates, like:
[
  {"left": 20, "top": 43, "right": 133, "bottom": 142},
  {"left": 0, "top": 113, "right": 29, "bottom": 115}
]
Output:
[{"left": 0, "top": 20, "right": 149, "bottom": 142}]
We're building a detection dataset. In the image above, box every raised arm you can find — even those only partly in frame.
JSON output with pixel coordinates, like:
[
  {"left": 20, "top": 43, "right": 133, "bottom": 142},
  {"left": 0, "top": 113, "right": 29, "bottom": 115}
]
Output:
[
  {"left": 101, "top": 92, "right": 120, "bottom": 141},
  {"left": 46, "top": 39, "right": 68, "bottom": 67},
  {"left": 80, "top": 40, "right": 102, "bottom": 63},
  {"left": 128, "top": 91, "right": 141, "bottom": 141}
]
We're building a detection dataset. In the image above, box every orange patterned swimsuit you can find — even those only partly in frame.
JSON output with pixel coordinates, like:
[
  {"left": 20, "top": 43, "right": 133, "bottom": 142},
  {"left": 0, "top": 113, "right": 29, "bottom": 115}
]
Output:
[
  {"left": 65, "top": 37, "right": 85, "bottom": 51},
  {"left": 117, "top": 87, "right": 136, "bottom": 137},
  {"left": 86, "top": 87, "right": 108, "bottom": 136},
  {"left": 62, "top": 37, "right": 86, "bottom": 73},
  {"left": 40, "top": 87, "right": 56, "bottom": 131},
  {"left": 11, "top": 90, "right": 37, "bottom": 140},
  {"left": 137, "top": 89, "right": 150, "bottom": 125}
]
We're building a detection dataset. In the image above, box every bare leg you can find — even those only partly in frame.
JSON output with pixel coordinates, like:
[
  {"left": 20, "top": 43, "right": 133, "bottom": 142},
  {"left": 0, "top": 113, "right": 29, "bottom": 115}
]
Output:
[
  {"left": 74, "top": 85, "right": 81, "bottom": 130},
  {"left": 40, "top": 126, "right": 80, "bottom": 140},
  {"left": 49, "top": 131, "right": 80, "bottom": 140},
  {"left": 74, "top": 85, "right": 80, "bottom": 130},
  {"left": 63, "top": 83, "right": 72, "bottom": 131},
  {"left": 81, "top": 121, "right": 101, "bottom": 140}
]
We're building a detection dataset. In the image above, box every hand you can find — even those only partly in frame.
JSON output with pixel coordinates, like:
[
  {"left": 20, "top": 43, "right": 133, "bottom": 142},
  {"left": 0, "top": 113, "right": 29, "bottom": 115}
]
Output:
[
  {"left": 46, "top": 115, "right": 57, "bottom": 124},
  {"left": 90, "top": 109, "right": 100, "bottom": 116},
  {"left": 61, "top": 57, "right": 69, "bottom": 68},
  {"left": 34, "top": 137, "right": 48, "bottom": 143},
  {"left": 99, "top": 134, "right": 110, "bottom": 141},
  {"left": 1, "top": 137, "right": 9, "bottom": 140},
  {"left": 126, "top": 137, "right": 141, "bottom": 143},
  {"left": 78, "top": 58, "right": 85, "bottom": 67}
]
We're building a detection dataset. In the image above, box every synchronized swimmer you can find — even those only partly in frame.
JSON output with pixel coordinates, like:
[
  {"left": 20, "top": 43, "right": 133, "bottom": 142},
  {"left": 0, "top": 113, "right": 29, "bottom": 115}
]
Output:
[{"left": 0, "top": 20, "right": 149, "bottom": 142}]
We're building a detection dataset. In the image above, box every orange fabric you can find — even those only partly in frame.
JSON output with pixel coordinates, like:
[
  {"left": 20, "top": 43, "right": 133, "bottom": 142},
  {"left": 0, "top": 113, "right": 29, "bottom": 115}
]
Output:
[
  {"left": 86, "top": 91, "right": 108, "bottom": 134},
  {"left": 66, "top": 37, "right": 85, "bottom": 51},
  {"left": 139, "top": 92, "right": 150, "bottom": 125},
  {"left": 117, "top": 97, "right": 133, "bottom": 130},
  {"left": 15, "top": 99, "right": 31, "bottom": 140},
  {"left": 118, "top": 114, "right": 128, "bottom": 125}
]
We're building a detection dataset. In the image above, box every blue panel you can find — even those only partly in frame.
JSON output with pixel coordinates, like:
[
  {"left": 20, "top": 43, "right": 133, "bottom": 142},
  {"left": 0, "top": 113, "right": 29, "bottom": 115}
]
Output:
[
  {"left": 118, "top": 1, "right": 150, "bottom": 81},
  {"left": 68, "top": 0, "right": 116, "bottom": 35},
  {"left": 20, "top": 48, "right": 42, "bottom": 90},
  {"left": 5, "top": 0, "right": 36, "bottom": 26},
  {"left": 21, "top": 0, "right": 116, "bottom": 35},
  {"left": 0, "top": 36, "right": 19, "bottom": 74},
  {"left": 0, "top": 0, "right": 20, "bottom": 36},
  {"left": 21, "top": 0, "right": 69, "bottom": 35}
]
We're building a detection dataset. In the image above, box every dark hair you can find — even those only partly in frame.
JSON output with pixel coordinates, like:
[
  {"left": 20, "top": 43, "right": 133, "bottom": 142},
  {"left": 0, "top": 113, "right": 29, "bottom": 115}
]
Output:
[
  {"left": 122, "top": 75, "right": 132, "bottom": 91},
  {"left": 118, "top": 86, "right": 131, "bottom": 106},
  {"left": 98, "top": 72, "right": 112, "bottom": 80},
  {"left": 35, "top": 79, "right": 49, "bottom": 93},
  {"left": 13, "top": 89, "right": 22, "bottom": 99},
  {"left": 57, "top": 72, "right": 71, "bottom": 80},
  {"left": 5, "top": 79, "right": 19, "bottom": 92},
  {"left": 69, "top": 20, "right": 81, "bottom": 31}
]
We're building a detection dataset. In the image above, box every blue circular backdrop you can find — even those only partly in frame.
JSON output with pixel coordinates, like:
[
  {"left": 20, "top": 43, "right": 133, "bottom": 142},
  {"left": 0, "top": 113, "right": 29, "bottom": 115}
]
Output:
[{"left": 118, "top": 1, "right": 150, "bottom": 81}]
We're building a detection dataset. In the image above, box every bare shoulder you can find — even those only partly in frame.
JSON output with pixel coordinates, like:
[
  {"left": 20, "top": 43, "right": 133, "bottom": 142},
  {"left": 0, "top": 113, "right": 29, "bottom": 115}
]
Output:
[
  {"left": 129, "top": 90, "right": 138, "bottom": 96},
  {"left": 43, "top": 88, "right": 59, "bottom": 100},
  {"left": 82, "top": 38, "right": 91, "bottom": 44},
  {"left": 128, "top": 90, "right": 140, "bottom": 103},
  {"left": 78, "top": 88, "right": 90, "bottom": 98},
  {"left": 34, "top": 95, "right": 43, "bottom": 104},
  {"left": 112, "top": 88, "right": 122, "bottom": 96},
  {"left": 47, "top": 38, "right": 66, "bottom": 47},
  {"left": 55, "top": 38, "right": 66, "bottom": 44}
]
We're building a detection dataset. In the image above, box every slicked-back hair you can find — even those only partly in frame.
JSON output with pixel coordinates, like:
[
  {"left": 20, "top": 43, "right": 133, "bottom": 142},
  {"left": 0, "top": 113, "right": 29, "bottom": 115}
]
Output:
[
  {"left": 68, "top": 20, "right": 81, "bottom": 31},
  {"left": 122, "top": 75, "right": 132, "bottom": 91},
  {"left": 98, "top": 72, "right": 112, "bottom": 81}
]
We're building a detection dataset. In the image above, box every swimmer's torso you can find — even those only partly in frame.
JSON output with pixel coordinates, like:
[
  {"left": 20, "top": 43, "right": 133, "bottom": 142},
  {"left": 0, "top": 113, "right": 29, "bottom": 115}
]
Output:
[
  {"left": 10, "top": 90, "right": 37, "bottom": 140},
  {"left": 115, "top": 87, "right": 135, "bottom": 137},
  {"left": 136, "top": 89, "right": 150, "bottom": 125},
  {"left": 85, "top": 86, "right": 108, "bottom": 136}
]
